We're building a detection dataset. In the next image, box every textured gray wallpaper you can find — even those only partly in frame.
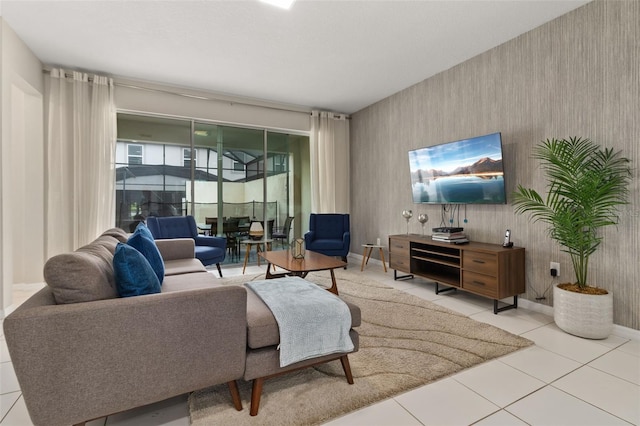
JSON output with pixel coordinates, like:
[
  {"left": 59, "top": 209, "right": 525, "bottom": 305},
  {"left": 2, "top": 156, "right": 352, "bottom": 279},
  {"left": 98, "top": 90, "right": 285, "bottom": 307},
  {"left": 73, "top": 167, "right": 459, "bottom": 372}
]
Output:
[{"left": 350, "top": 0, "right": 639, "bottom": 330}]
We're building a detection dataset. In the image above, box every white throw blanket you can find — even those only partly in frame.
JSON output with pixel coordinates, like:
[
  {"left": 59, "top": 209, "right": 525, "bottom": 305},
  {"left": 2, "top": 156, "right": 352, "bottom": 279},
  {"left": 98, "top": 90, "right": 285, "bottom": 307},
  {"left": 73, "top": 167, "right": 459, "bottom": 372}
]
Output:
[{"left": 246, "top": 276, "right": 354, "bottom": 367}]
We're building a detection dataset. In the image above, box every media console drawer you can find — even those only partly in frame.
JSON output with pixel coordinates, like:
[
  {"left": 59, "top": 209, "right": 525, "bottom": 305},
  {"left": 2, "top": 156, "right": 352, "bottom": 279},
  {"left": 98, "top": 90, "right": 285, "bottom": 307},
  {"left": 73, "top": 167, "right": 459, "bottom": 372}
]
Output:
[
  {"left": 462, "top": 270, "right": 498, "bottom": 298},
  {"left": 389, "top": 234, "right": 525, "bottom": 314},
  {"left": 389, "top": 236, "right": 411, "bottom": 272},
  {"left": 463, "top": 251, "right": 497, "bottom": 276},
  {"left": 389, "top": 255, "right": 411, "bottom": 271}
]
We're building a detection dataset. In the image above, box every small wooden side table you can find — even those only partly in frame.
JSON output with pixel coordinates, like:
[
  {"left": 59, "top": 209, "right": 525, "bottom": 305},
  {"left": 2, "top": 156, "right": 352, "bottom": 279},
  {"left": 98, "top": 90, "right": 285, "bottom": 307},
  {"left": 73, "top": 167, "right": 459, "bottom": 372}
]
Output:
[
  {"left": 360, "top": 244, "right": 387, "bottom": 272},
  {"left": 240, "top": 239, "right": 273, "bottom": 274}
]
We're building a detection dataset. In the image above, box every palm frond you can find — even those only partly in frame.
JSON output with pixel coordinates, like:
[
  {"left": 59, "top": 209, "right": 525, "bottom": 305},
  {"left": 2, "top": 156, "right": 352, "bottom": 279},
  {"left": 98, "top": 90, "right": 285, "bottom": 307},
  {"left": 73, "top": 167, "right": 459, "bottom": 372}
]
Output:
[{"left": 511, "top": 137, "right": 631, "bottom": 288}]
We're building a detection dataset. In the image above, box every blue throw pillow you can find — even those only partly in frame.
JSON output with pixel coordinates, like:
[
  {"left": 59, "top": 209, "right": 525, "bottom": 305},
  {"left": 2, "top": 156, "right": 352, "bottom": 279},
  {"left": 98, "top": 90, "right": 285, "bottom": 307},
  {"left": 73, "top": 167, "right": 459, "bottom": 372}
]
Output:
[
  {"left": 127, "top": 222, "right": 165, "bottom": 284},
  {"left": 113, "top": 243, "right": 161, "bottom": 297},
  {"left": 134, "top": 221, "right": 154, "bottom": 239}
]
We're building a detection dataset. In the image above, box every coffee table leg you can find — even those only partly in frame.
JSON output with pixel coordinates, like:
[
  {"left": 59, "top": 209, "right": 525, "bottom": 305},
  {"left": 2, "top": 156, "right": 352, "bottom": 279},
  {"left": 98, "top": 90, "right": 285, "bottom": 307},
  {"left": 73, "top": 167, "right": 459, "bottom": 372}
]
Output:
[
  {"left": 266, "top": 242, "right": 276, "bottom": 271},
  {"left": 329, "top": 269, "right": 339, "bottom": 295},
  {"left": 265, "top": 262, "right": 274, "bottom": 279}
]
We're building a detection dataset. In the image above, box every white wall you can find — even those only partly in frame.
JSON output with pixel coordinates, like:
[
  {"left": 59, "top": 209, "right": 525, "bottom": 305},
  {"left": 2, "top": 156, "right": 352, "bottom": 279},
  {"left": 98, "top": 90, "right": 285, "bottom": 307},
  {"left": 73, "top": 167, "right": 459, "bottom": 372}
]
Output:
[{"left": 0, "top": 19, "right": 44, "bottom": 317}]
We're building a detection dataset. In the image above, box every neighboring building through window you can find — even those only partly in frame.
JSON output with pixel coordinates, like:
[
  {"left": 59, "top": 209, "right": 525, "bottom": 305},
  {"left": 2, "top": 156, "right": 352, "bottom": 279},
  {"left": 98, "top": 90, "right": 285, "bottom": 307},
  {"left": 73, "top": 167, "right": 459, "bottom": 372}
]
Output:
[
  {"left": 233, "top": 161, "right": 245, "bottom": 172},
  {"left": 183, "top": 148, "right": 196, "bottom": 168},
  {"left": 127, "top": 144, "right": 143, "bottom": 164},
  {"left": 273, "top": 154, "right": 286, "bottom": 173}
]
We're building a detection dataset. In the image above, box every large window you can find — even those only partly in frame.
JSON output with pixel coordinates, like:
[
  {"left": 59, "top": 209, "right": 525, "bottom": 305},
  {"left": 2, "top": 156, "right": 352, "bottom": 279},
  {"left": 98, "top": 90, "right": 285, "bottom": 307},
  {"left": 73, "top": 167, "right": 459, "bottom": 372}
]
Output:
[{"left": 115, "top": 113, "right": 310, "bottom": 263}]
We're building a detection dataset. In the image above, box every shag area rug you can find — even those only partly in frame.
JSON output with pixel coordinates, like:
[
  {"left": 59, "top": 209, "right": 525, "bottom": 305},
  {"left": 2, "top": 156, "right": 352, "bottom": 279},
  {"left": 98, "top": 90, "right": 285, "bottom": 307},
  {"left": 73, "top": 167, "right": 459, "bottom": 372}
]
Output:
[{"left": 189, "top": 270, "right": 532, "bottom": 425}]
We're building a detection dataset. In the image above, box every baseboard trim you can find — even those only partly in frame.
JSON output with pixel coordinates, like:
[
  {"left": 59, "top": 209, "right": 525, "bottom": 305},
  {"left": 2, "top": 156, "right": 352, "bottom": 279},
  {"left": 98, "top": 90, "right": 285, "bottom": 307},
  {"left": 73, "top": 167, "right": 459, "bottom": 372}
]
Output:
[
  {"left": 518, "top": 298, "right": 554, "bottom": 316},
  {"left": 518, "top": 296, "right": 639, "bottom": 340},
  {"left": 349, "top": 253, "right": 640, "bottom": 341}
]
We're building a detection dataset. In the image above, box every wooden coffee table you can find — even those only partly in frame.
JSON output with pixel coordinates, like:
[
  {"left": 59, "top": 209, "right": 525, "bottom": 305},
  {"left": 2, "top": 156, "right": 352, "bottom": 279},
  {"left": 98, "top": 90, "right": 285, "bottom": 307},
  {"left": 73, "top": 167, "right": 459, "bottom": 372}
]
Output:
[{"left": 258, "top": 250, "right": 347, "bottom": 295}]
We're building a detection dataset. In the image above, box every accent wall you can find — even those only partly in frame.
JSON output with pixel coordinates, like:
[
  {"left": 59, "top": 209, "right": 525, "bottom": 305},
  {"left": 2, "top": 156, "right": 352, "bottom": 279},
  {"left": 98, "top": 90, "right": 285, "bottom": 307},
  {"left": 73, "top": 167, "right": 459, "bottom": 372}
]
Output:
[{"left": 350, "top": 0, "right": 639, "bottom": 330}]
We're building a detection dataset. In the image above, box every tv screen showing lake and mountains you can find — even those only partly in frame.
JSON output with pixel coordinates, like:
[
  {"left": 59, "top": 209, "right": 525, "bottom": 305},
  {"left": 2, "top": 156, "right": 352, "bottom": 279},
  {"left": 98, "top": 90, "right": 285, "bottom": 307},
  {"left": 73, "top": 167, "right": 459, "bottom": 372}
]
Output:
[{"left": 408, "top": 132, "right": 506, "bottom": 204}]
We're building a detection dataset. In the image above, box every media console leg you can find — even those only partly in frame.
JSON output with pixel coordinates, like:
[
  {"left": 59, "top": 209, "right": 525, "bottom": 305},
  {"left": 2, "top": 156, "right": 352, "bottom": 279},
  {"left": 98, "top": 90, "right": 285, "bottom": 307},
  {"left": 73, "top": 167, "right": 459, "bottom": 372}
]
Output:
[
  {"left": 494, "top": 295, "right": 518, "bottom": 314},
  {"left": 393, "top": 269, "right": 413, "bottom": 280},
  {"left": 435, "top": 282, "right": 457, "bottom": 295}
]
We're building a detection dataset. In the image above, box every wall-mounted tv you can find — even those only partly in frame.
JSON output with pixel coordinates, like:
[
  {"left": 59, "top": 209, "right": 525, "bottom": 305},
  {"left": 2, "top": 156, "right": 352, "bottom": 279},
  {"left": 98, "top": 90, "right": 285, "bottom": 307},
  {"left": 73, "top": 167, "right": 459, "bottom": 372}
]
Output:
[{"left": 408, "top": 132, "right": 506, "bottom": 204}]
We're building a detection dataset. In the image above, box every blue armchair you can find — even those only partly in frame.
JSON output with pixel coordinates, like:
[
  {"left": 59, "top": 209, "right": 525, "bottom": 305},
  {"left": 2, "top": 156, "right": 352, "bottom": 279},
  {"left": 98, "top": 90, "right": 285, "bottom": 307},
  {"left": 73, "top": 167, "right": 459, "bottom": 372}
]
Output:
[
  {"left": 304, "top": 213, "right": 350, "bottom": 265},
  {"left": 146, "top": 215, "right": 226, "bottom": 277}
]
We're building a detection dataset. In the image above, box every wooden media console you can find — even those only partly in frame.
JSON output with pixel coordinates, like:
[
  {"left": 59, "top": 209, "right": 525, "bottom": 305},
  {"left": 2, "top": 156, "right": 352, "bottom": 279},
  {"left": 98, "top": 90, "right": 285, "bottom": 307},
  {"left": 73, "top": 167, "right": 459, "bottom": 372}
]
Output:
[{"left": 389, "top": 234, "right": 525, "bottom": 314}]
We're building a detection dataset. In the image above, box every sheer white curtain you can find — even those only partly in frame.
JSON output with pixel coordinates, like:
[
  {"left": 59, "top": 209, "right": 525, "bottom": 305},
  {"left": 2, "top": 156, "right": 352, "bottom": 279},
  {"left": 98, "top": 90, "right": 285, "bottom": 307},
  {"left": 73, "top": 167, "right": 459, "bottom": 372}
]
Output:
[
  {"left": 309, "top": 111, "right": 350, "bottom": 213},
  {"left": 45, "top": 69, "right": 116, "bottom": 256}
]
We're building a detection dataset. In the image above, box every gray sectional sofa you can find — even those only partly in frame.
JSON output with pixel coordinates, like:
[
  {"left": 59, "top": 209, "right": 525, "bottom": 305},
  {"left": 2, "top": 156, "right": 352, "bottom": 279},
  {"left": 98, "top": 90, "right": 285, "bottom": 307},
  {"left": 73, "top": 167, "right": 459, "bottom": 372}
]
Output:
[{"left": 3, "top": 227, "right": 360, "bottom": 425}]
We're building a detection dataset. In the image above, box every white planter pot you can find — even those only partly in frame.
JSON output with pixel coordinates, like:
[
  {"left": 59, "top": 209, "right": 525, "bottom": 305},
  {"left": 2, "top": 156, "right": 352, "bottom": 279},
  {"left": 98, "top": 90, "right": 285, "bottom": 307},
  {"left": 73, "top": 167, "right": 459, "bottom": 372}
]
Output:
[{"left": 553, "top": 284, "right": 613, "bottom": 339}]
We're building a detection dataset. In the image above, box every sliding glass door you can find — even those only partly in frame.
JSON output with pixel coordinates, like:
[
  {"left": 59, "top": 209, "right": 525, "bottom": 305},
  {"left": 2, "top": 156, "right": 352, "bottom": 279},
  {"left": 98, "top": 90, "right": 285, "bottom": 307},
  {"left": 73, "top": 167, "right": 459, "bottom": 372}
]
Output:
[
  {"left": 115, "top": 113, "right": 310, "bottom": 264},
  {"left": 115, "top": 114, "right": 192, "bottom": 231}
]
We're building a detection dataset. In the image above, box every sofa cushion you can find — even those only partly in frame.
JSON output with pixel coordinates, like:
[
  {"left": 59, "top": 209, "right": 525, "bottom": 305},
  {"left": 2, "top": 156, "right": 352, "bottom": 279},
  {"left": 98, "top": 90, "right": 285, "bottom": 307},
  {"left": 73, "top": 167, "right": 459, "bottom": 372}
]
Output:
[
  {"left": 100, "top": 227, "right": 129, "bottom": 243},
  {"left": 164, "top": 258, "right": 207, "bottom": 276},
  {"left": 44, "top": 250, "right": 118, "bottom": 304},
  {"left": 162, "top": 271, "right": 218, "bottom": 292},
  {"left": 127, "top": 223, "right": 165, "bottom": 283},
  {"left": 307, "top": 238, "right": 344, "bottom": 250},
  {"left": 44, "top": 236, "right": 121, "bottom": 304},
  {"left": 245, "top": 285, "right": 361, "bottom": 349},
  {"left": 194, "top": 245, "right": 225, "bottom": 261},
  {"left": 113, "top": 243, "right": 161, "bottom": 297}
]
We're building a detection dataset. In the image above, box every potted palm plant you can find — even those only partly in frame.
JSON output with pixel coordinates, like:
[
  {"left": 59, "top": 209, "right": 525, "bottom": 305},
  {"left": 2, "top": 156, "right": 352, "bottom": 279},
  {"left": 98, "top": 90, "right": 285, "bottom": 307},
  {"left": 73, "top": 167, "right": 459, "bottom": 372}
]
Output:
[{"left": 512, "top": 137, "right": 631, "bottom": 339}]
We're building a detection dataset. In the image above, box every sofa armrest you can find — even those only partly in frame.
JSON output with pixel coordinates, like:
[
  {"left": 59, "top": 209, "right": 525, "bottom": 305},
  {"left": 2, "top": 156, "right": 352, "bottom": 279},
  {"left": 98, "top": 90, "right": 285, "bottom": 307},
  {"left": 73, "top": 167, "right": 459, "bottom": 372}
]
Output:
[
  {"left": 304, "top": 231, "right": 315, "bottom": 245},
  {"left": 343, "top": 231, "right": 351, "bottom": 244},
  {"left": 194, "top": 235, "right": 226, "bottom": 249},
  {"left": 155, "top": 238, "right": 195, "bottom": 260},
  {"left": 3, "top": 285, "right": 247, "bottom": 426}
]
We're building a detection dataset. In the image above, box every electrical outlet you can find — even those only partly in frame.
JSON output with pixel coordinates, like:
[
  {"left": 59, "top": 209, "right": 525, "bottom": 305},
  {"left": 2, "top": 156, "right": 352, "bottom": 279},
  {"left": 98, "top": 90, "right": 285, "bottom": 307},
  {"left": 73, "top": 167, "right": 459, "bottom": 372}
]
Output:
[{"left": 550, "top": 262, "right": 560, "bottom": 277}]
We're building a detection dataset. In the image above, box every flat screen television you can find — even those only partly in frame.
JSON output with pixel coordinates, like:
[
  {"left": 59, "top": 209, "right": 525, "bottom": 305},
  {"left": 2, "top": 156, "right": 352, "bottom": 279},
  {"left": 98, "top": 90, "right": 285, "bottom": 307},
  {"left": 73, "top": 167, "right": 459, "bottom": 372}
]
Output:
[{"left": 408, "top": 132, "right": 506, "bottom": 204}]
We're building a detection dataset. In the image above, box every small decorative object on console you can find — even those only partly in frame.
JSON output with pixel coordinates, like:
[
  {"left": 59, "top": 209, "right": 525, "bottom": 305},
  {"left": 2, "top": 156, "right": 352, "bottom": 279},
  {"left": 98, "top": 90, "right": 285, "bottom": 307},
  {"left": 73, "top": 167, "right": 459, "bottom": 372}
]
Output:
[
  {"left": 431, "top": 229, "right": 468, "bottom": 244},
  {"left": 417, "top": 213, "right": 429, "bottom": 235},
  {"left": 502, "top": 229, "right": 513, "bottom": 248},
  {"left": 402, "top": 210, "right": 413, "bottom": 234},
  {"left": 292, "top": 238, "right": 305, "bottom": 259}
]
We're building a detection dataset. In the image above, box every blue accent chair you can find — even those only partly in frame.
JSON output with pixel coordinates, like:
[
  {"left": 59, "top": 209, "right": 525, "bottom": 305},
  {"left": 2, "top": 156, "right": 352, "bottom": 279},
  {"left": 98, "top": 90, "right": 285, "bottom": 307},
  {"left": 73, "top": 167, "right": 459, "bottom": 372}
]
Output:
[
  {"left": 146, "top": 215, "right": 226, "bottom": 277},
  {"left": 304, "top": 213, "right": 350, "bottom": 265}
]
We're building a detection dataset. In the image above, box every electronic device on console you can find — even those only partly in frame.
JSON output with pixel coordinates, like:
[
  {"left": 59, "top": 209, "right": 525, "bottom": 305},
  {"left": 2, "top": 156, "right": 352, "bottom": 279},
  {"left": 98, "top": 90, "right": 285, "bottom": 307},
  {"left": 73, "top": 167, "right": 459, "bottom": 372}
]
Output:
[{"left": 503, "top": 229, "right": 513, "bottom": 248}]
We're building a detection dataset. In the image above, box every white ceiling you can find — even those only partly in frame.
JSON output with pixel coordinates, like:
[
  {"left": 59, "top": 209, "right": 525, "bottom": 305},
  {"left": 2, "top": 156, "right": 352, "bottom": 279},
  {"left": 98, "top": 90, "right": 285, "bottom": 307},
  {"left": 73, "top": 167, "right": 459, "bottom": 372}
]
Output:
[{"left": 1, "top": 0, "right": 590, "bottom": 114}]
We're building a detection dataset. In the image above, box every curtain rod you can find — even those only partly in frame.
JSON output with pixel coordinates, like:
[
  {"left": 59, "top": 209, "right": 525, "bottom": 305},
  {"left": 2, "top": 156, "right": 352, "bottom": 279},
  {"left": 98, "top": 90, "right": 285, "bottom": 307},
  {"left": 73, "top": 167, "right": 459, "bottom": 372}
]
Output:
[
  {"left": 43, "top": 68, "right": 349, "bottom": 118},
  {"left": 116, "top": 81, "right": 319, "bottom": 117}
]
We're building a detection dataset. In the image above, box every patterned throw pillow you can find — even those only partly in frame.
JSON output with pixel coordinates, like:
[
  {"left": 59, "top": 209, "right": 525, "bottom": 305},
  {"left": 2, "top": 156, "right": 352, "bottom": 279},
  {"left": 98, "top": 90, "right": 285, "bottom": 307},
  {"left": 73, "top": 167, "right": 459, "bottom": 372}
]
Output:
[
  {"left": 127, "top": 222, "right": 165, "bottom": 284},
  {"left": 113, "top": 243, "right": 161, "bottom": 297}
]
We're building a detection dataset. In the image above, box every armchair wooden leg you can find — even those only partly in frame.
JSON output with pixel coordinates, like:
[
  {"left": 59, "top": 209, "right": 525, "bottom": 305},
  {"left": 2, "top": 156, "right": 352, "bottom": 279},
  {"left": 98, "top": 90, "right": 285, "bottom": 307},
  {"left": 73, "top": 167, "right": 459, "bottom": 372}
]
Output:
[
  {"left": 216, "top": 263, "right": 223, "bottom": 277},
  {"left": 250, "top": 377, "right": 264, "bottom": 416},
  {"left": 340, "top": 355, "right": 354, "bottom": 384},
  {"left": 227, "top": 380, "right": 243, "bottom": 411}
]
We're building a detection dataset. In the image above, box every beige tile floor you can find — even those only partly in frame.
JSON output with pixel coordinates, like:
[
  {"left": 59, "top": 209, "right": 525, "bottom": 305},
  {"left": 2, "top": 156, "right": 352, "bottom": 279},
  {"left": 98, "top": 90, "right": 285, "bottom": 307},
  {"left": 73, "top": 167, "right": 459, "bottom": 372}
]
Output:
[{"left": 1, "top": 257, "right": 639, "bottom": 426}]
